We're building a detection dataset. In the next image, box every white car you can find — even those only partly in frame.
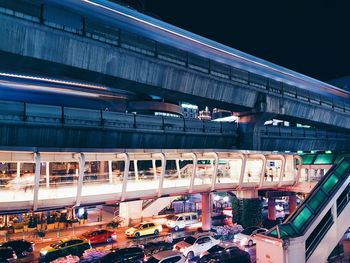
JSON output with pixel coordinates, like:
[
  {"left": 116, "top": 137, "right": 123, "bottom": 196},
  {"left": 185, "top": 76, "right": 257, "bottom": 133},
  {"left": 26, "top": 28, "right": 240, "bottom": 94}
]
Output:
[
  {"left": 166, "top": 212, "right": 199, "bottom": 231},
  {"left": 147, "top": 250, "right": 186, "bottom": 263},
  {"left": 234, "top": 227, "right": 268, "bottom": 247},
  {"left": 173, "top": 234, "right": 220, "bottom": 260}
]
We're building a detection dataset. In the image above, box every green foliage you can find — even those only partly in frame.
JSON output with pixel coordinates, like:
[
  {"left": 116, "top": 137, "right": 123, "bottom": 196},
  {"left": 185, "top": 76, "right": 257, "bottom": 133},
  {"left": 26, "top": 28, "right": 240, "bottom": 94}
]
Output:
[{"left": 232, "top": 197, "right": 262, "bottom": 228}]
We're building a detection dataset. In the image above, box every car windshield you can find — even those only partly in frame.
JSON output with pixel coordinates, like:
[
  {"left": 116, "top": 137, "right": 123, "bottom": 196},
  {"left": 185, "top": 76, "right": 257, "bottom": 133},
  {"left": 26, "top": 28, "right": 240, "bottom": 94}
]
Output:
[
  {"left": 207, "top": 245, "right": 224, "bottom": 253},
  {"left": 166, "top": 215, "right": 178, "bottom": 220},
  {"left": 134, "top": 224, "right": 143, "bottom": 229},
  {"left": 241, "top": 227, "right": 258, "bottom": 235},
  {"left": 147, "top": 256, "right": 160, "bottom": 263},
  {"left": 82, "top": 231, "right": 94, "bottom": 237},
  {"left": 184, "top": 236, "right": 196, "bottom": 245},
  {"left": 50, "top": 241, "right": 63, "bottom": 249}
]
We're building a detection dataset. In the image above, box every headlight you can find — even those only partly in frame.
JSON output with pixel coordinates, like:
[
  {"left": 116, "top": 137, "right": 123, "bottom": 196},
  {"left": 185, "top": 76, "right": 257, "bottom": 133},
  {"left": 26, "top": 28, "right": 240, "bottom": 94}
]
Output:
[
  {"left": 40, "top": 250, "right": 48, "bottom": 256},
  {"left": 240, "top": 238, "right": 247, "bottom": 245},
  {"left": 180, "top": 248, "right": 185, "bottom": 253}
]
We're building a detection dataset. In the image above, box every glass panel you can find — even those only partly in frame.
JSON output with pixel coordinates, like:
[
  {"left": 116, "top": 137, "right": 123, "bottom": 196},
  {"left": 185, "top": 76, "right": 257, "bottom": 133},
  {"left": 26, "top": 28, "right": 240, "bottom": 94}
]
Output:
[
  {"left": 243, "top": 159, "right": 263, "bottom": 183},
  {"left": 0, "top": 162, "right": 36, "bottom": 203},
  {"left": 39, "top": 161, "right": 79, "bottom": 201},
  {"left": 292, "top": 206, "right": 312, "bottom": 231},
  {"left": 314, "top": 154, "right": 335, "bottom": 165},
  {"left": 335, "top": 161, "right": 350, "bottom": 177},
  {"left": 126, "top": 160, "right": 160, "bottom": 192},
  {"left": 216, "top": 158, "right": 241, "bottom": 184},
  {"left": 334, "top": 154, "right": 350, "bottom": 164},
  {"left": 163, "top": 160, "right": 191, "bottom": 189},
  {"left": 265, "top": 159, "right": 282, "bottom": 182},
  {"left": 279, "top": 224, "right": 297, "bottom": 238},
  {"left": 308, "top": 190, "right": 327, "bottom": 212},
  {"left": 194, "top": 160, "right": 213, "bottom": 186},
  {"left": 81, "top": 160, "right": 124, "bottom": 197},
  {"left": 302, "top": 154, "right": 316, "bottom": 165},
  {"left": 283, "top": 155, "right": 296, "bottom": 181},
  {"left": 321, "top": 174, "right": 339, "bottom": 194},
  {"left": 268, "top": 229, "right": 278, "bottom": 238}
]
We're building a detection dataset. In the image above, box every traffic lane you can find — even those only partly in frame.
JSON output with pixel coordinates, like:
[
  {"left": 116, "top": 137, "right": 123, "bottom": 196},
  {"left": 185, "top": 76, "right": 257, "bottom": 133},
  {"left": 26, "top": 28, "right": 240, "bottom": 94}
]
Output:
[{"left": 26, "top": 225, "right": 175, "bottom": 262}]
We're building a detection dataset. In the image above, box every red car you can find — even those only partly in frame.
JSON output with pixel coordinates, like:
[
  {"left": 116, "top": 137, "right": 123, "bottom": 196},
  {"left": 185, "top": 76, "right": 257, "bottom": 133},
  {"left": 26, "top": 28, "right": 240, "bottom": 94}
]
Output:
[{"left": 81, "top": 229, "right": 117, "bottom": 245}]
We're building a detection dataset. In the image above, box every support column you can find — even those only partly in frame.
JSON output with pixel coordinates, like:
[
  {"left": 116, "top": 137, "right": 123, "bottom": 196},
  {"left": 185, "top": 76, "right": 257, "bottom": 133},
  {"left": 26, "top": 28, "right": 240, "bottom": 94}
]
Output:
[
  {"left": 75, "top": 153, "right": 85, "bottom": 207},
  {"left": 99, "top": 161, "right": 107, "bottom": 174},
  {"left": 45, "top": 162, "right": 50, "bottom": 188},
  {"left": 108, "top": 160, "right": 113, "bottom": 184},
  {"left": 268, "top": 198, "right": 276, "bottom": 221},
  {"left": 134, "top": 160, "right": 139, "bottom": 181},
  {"left": 33, "top": 153, "right": 41, "bottom": 211},
  {"left": 119, "top": 200, "right": 143, "bottom": 227},
  {"left": 234, "top": 190, "right": 262, "bottom": 227},
  {"left": 176, "top": 159, "right": 181, "bottom": 179},
  {"left": 201, "top": 192, "right": 211, "bottom": 231},
  {"left": 289, "top": 194, "right": 297, "bottom": 214},
  {"left": 238, "top": 112, "right": 275, "bottom": 150},
  {"left": 16, "top": 162, "right": 20, "bottom": 178}
]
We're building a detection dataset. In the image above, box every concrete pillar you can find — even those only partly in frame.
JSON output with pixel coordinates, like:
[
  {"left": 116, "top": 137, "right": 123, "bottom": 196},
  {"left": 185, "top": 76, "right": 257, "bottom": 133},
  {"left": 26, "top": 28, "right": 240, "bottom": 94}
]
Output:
[
  {"left": 289, "top": 194, "right": 297, "bottom": 214},
  {"left": 238, "top": 112, "right": 275, "bottom": 150},
  {"left": 268, "top": 198, "right": 276, "bottom": 221},
  {"left": 201, "top": 192, "right": 211, "bottom": 231},
  {"left": 119, "top": 200, "right": 143, "bottom": 226},
  {"left": 33, "top": 153, "right": 41, "bottom": 211}
]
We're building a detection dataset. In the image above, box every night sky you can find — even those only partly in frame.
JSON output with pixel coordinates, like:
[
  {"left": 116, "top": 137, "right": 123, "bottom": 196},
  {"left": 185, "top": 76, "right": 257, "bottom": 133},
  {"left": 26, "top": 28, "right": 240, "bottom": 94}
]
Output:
[{"left": 125, "top": 0, "right": 350, "bottom": 82}]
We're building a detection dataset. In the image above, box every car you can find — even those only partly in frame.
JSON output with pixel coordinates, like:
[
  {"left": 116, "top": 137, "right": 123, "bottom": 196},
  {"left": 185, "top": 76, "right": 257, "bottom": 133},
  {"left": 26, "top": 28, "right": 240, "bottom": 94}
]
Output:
[
  {"left": 0, "top": 247, "right": 17, "bottom": 262},
  {"left": 200, "top": 242, "right": 236, "bottom": 257},
  {"left": 39, "top": 238, "right": 91, "bottom": 262},
  {"left": 234, "top": 227, "right": 268, "bottom": 247},
  {"left": 81, "top": 229, "right": 117, "bottom": 245},
  {"left": 0, "top": 240, "right": 34, "bottom": 257},
  {"left": 198, "top": 245, "right": 251, "bottom": 263},
  {"left": 125, "top": 222, "right": 163, "bottom": 238},
  {"left": 147, "top": 250, "right": 186, "bottom": 263},
  {"left": 173, "top": 234, "right": 220, "bottom": 260},
  {"left": 99, "top": 247, "right": 144, "bottom": 263},
  {"left": 166, "top": 212, "right": 199, "bottom": 231}
]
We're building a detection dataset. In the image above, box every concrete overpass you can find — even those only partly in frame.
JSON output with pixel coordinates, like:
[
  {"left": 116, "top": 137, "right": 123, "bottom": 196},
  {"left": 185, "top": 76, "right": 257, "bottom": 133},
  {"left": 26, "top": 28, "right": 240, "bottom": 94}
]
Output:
[{"left": 0, "top": 1, "right": 349, "bottom": 151}]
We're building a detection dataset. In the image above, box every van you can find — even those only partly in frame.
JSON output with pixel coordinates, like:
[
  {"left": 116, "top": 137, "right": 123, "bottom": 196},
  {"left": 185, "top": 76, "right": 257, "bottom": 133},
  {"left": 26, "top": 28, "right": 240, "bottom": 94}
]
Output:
[{"left": 166, "top": 212, "right": 199, "bottom": 231}]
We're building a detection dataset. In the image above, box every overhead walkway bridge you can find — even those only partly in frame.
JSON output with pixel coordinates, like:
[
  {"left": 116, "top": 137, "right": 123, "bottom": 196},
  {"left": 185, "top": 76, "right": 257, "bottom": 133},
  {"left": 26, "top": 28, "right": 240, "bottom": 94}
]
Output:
[
  {"left": 0, "top": 149, "right": 310, "bottom": 213},
  {"left": 256, "top": 157, "right": 350, "bottom": 263}
]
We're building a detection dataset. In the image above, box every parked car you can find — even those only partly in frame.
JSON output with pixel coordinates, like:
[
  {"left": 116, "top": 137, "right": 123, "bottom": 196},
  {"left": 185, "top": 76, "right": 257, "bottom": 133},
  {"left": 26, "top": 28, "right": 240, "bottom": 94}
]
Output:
[
  {"left": 0, "top": 240, "right": 34, "bottom": 257},
  {"left": 125, "top": 222, "right": 163, "bottom": 238},
  {"left": 166, "top": 212, "right": 199, "bottom": 231},
  {"left": 99, "top": 247, "right": 144, "bottom": 263},
  {"left": 147, "top": 250, "right": 186, "bottom": 263},
  {"left": 198, "top": 245, "right": 251, "bottom": 263},
  {"left": 173, "top": 234, "right": 220, "bottom": 260},
  {"left": 234, "top": 227, "right": 268, "bottom": 247},
  {"left": 200, "top": 242, "right": 236, "bottom": 257},
  {"left": 81, "top": 229, "right": 117, "bottom": 245},
  {"left": 39, "top": 238, "right": 91, "bottom": 262},
  {"left": 211, "top": 214, "right": 231, "bottom": 226},
  {"left": 0, "top": 247, "right": 17, "bottom": 262}
]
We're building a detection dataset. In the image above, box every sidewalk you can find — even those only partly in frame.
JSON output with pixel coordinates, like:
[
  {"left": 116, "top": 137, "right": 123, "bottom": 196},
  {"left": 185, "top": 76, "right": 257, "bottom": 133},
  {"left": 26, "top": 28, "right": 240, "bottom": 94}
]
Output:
[{"left": 2, "top": 209, "right": 115, "bottom": 243}]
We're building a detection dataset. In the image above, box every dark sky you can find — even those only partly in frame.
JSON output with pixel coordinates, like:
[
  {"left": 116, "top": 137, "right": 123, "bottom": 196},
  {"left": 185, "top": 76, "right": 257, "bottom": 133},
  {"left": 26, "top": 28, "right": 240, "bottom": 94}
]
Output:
[{"left": 135, "top": 0, "right": 350, "bottom": 82}]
